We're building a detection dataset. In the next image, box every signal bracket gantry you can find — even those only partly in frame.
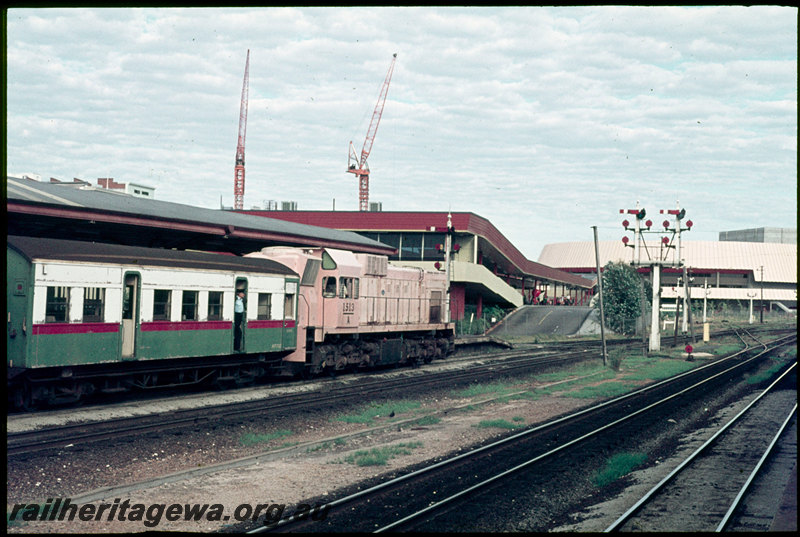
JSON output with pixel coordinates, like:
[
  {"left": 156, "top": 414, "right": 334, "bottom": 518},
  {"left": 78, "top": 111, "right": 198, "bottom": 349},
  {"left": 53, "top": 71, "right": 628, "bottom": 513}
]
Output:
[
  {"left": 618, "top": 202, "right": 694, "bottom": 353},
  {"left": 619, "top": 201, "right": 693, "bottom": 268}
]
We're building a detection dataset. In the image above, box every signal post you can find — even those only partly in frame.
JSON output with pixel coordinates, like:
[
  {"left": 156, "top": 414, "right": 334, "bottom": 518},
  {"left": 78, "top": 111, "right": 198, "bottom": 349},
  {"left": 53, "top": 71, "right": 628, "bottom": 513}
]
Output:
[{"left": 620, "top": 202, "right": 693, "bottom": 352}]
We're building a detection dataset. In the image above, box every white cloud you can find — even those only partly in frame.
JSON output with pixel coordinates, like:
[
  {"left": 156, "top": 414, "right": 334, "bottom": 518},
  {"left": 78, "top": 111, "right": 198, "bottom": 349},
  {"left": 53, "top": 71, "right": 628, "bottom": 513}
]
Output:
[{"left": 6, "top": 6, "right": 797, "bottom": 259}]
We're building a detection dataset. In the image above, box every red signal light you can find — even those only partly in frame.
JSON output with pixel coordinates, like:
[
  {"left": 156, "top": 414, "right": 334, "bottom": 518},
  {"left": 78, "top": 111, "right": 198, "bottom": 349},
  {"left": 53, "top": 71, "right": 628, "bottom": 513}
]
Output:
[
  {"left": 453, "top": 243, "right": 461, "bottom": 252},
  {"left": 662, "top": 236, "right": 669, "bottom": 244},
  {"left": 645, "top": 219, "right": 652, "bottom": 228},
  {"left": 663, "top": 220, "right": 670, "bottom": 229},
  {"left": 622, "top": 236, "right": 629, "bottom": 245},
  {"left": 434, "top": 262, "right": 441, "bottom": 270},
  {"left": 686, "top": 220, "right": 693, "bottom": 228},
  {"left": 622, "top": 219, "right": 630, "bottom": 228}
]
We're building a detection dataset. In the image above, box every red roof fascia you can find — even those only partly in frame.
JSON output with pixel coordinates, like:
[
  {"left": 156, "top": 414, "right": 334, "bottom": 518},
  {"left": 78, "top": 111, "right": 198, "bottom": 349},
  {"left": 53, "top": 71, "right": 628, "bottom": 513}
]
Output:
[
  {"left": 240, "top": 211, "right": 468, "bottom": 232},
  {"left": 247, "top": 211, "right": 591, "bottom": 289}
]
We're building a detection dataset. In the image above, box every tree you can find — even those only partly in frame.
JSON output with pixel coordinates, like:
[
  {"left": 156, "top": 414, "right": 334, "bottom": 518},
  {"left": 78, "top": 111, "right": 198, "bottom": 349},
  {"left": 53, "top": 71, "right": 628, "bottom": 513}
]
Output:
[{"left": 596, "top": 261, "right": 650, "bottom": 335}]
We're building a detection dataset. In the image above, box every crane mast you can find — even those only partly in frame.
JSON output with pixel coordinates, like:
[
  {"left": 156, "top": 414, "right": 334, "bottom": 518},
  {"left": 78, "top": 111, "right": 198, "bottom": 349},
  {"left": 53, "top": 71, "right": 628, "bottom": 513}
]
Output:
[
  {"left": 234, "top": 49, "right": 250, "bottom": 211},
  {"left": 347, "top": 53, "right": 397, "bottom": 211}
]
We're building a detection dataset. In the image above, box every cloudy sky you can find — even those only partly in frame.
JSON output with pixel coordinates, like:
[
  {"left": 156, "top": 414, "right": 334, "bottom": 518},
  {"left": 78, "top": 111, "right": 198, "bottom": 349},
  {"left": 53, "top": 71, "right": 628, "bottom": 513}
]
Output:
[{"left": 6, "top": 6, "right": 797, "bottom": 259}]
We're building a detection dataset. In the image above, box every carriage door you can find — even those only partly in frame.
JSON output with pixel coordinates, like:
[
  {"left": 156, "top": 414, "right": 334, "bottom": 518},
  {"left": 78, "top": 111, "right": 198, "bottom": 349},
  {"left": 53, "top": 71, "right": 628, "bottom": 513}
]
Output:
[
  {"left": 121, "top": 273, "right": 140, "bottom": 358},
  {"left": 234, "top": 278, "right": 248, "bottom": 352}
]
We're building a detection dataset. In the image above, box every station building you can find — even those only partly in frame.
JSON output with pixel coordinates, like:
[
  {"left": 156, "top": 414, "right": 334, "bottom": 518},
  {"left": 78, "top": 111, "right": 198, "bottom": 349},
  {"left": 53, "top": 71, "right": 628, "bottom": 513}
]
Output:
[
  {"left": 6, "top": 176, "right": 592, "bottom": 328},
  {"left": 239, "top": 210, "right": 595, "bottom": 324},
  {"left": 538, "top": 238, "right": 797, "bottom": 314}
]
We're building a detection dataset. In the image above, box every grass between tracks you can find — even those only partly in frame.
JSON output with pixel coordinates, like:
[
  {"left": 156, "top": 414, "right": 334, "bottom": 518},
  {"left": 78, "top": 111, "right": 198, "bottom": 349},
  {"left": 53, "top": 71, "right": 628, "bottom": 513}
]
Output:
[
  {"left": 341, "top": 442, "right": 424, "bottom": 466},
  {"left": 335, "top": 399, "right": 423, "bottom": 424},
  {"left": 592, "top": 452, "right": 648, "bottom": 488}
]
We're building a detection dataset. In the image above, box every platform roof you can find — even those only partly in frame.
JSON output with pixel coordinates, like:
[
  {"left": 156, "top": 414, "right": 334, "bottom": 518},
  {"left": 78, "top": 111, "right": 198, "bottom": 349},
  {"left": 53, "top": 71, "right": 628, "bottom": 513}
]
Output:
[
  {"left": 241, "top": 210, "right": 593, "bottom": 289},
  {"left": 5, "top": 176, "right": 393, "bottom": 256}
]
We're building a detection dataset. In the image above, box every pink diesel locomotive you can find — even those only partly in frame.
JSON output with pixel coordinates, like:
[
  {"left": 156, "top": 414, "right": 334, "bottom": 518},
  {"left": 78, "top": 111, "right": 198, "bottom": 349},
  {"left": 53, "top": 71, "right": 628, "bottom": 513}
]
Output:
[{"left": 248, "top": 246, "right": 454, "bottom": 375}]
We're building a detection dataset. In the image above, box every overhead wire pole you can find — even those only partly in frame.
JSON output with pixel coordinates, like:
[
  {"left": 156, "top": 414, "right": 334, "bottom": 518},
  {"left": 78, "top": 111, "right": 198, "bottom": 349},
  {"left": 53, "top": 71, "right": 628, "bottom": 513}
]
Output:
[
  {"left": 347, "top": 53, "right": 397, "bottom": 211},
  {"left": 592, "top": 226, "right": 608, "bottom": 366}
]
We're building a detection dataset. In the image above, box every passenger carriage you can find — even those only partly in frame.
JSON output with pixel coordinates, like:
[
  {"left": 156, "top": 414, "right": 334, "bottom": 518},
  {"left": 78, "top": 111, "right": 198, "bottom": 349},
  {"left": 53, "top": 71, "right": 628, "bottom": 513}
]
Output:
[{"left": 7, "top": 236, "right": 299, "bottom": 408}]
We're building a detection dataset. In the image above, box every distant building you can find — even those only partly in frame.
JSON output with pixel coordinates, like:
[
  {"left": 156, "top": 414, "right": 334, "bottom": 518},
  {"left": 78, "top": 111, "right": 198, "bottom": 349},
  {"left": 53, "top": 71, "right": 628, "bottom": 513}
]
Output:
[
  {"left": 97, "top": 178, "right": 155, "bottom": 199},
  {"left": 539, "top": 240, "right": 797, "bottom": 313},
  {"left": 719, "top": 227, "right": 796, "bottom": 244}
]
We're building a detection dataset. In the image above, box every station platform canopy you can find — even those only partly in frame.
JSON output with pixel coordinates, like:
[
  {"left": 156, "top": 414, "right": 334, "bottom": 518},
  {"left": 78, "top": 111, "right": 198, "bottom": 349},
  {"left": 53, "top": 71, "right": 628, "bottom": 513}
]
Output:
[
  {"left": 5, "top": 176, "right": 393, "bottom": 256},
  {"left": 239, "top": 210, "right": 594, "bottom": 300}
]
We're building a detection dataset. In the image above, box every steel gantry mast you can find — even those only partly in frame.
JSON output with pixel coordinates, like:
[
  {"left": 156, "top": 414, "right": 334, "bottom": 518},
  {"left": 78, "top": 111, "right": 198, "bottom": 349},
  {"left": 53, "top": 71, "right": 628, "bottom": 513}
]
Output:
[
  {"left": 234, "top": 49, "right": 250, "bottom": 211},
  {"left": 347, "top": 53, "right": 397, "bottom": 211}
]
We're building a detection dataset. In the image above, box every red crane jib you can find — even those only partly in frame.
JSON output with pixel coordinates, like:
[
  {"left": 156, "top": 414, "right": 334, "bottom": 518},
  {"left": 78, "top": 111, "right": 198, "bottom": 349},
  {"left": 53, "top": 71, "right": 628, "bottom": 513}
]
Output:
[
  {"left": 234, "top": 49, "right": 250, "bottom": 210},
  {"left": 347, "top": 53, "right": 397, "bottom": 211}
]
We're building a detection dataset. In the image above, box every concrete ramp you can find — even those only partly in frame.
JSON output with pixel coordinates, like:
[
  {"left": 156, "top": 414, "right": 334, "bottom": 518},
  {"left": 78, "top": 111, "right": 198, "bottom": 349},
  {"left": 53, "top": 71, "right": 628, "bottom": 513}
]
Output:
[{"left": 488, "top": 306, "right": 595, "bottom": 337}]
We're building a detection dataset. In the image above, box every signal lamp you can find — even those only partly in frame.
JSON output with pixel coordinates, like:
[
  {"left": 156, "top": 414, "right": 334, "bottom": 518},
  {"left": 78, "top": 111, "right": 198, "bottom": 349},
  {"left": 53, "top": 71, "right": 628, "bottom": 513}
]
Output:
[
  {"left": 434, "top": 262, "right": 442, "bottom": 270},
  {"left": 663, "top": 220, "right": 670, "bottom": 229},
  {"left": 622, "top": 219, "right": 630, "bottom": 228},
  {"left": 622, "top": 236, "right": 629, "bottom": 245},
  {"left": 662, "top": 236, "right": 669, "bottom": 244},
  {"left": 686, "top": 220, "right": 693, "bottom": 229},
  {"left": 645, "top": 219, "right": 652, "bottom": 229},
  {"left": 677, "top": 208, "right": 686, "bottom": 220},
  {"left": 453, "top": 243, "right": 461, "bottom": 252},
  {"left": 636, "top": 208, "right": 646, "bottom": 220}
]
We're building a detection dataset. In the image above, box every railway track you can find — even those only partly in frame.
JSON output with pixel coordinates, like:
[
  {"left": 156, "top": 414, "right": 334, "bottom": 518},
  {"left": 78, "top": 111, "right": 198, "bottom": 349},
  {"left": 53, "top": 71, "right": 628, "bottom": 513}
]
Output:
[
  {"left": 604, "top": 363, "right": 796, "bottom": 532},
  {"left": 7, "top": 347, "right": 595, "bottom": 457},
  {"left": 243, "top": 329, "right": 795, "bottom": 533}
]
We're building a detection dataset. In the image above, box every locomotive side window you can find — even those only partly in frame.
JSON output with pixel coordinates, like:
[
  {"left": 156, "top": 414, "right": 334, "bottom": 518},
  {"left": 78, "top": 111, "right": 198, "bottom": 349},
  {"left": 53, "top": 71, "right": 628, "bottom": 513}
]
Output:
[
  {"left": 300, "top": 259, "right": 321, "bottom": 286},
  {"left": 182, "top": 291, "right": 198, "bottom": 321},
  {"left": 208, "top": 291, "right": 223, "bottom": 321},
  {"left": 322, "top": 276, "right": 337, "bottom": 298},
  {"left": 339, "top": 277, "right": 359, "bottom": 299},
  {"left": 153, "top": 289, "right": 172, "bottom": 321},
  {"left": 83, "top": 287, "right": 105, "bottom": 322},
  {"left": 257, "top": 293, "right": 272, "bottom": 320},
  {"left": 45, "top": 286, "right": 70, "bottom": 323}
]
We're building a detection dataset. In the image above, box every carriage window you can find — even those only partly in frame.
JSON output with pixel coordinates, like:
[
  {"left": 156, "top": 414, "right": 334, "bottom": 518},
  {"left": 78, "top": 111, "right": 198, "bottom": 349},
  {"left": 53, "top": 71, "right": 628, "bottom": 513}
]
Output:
[
  {"left": 46, "top": 286, "right": 70, "bottom": 323},
  {"left": 322, "top": 276, "right": 337, "bottom": 298},
  {"left": 182, "top": 291, "right": 198, "bottom": 321},
  {"left": 122, "top": 284, "right": 135, "bottom": 320},
  {"left": 257, "top": 293, "right": 272, "bottom": 320},
  {"left": 284, "top": 294, "right": 295, "bottom": 320},
  {"left": 153, "top": 289, "right": 171, "bottom": 321},
  {"left": 208, "top": 291, "right": 223, "bottom": 321},
  {"left": 83, "top": 287, "right": 105, "bottom": 322}
]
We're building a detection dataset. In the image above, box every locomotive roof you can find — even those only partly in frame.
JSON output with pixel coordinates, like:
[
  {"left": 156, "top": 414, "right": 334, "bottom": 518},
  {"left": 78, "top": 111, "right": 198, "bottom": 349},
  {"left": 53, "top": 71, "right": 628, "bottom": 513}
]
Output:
[{"left": 7, "top": 235, "right": 298, "bottom": 277}]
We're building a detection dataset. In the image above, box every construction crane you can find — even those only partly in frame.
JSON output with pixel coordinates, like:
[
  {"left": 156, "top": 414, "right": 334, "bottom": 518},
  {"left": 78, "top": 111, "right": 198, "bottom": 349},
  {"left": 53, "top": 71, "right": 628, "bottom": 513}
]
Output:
[
  {"left": 234, "top": 49, "right": 250, "bottom": 211},
  {"left": 347, "top": 53, "right": 397, "bottom": 212}
]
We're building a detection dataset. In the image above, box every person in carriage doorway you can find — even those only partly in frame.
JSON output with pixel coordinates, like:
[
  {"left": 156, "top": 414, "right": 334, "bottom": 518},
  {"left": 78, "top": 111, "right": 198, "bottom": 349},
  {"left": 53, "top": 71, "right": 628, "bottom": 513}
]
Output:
[{"left": 234, "top": 291, "right": 245, "bottom": 352}]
